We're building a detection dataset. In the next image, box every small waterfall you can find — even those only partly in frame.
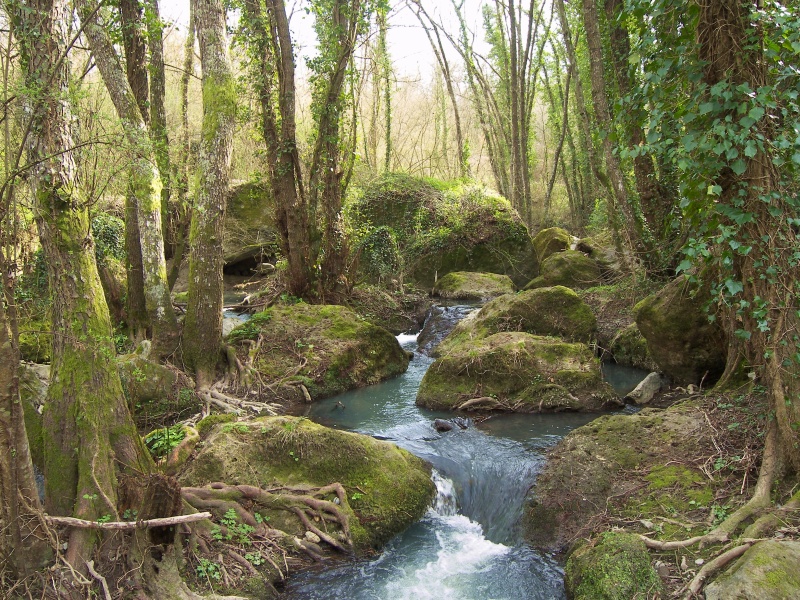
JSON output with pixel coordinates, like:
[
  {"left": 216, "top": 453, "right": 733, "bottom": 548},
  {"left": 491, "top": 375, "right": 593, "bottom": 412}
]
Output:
[{"left": 431, "top": 470, "right": 458, "bottom": 517}]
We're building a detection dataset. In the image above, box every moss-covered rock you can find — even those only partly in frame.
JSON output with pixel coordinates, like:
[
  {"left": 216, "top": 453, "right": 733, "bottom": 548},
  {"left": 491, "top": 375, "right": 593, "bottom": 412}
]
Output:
[
  {"left": 564, "top": 532, "right": 664, "bottom": 600},
  {"left": 532, "top": 227, "right": 572, "bottom": 263},
  {"left": 229, "top": 303, "right": 409, "bottom": 400},
  {"left": 179, "top": 416, "right": 436, "bottom": 551},
  {"left": 633, "top": 277, "right": 726, "bottom": 385},
  {"left": 431, "top": 271, "right": 515, "bottom": 301},
  {"left": 346, "top": 284, "right": 429, "bottom": 335},
  {"left": 348, "top": 173, "right": 538, "bottom": 288},
  {"left": 524, "top": 402, "right": 713, "bottom": 551},
  {"left": 434, "top": 286, "right": 596, "bottom": 356},
  {"left": 705, "top": 540, "right": 800, "bottom": 600},
  {"left": 525, "top": 250, "right": 602, "bottom": 291},
  {"left": 417, "top": 331, "right": 618, "bottom": 413},
  {"left": 609, "top": 324, "right": 659, "bottom": 371},
  {"left": 223, "top": 181, "right": 280, "bottom": 274}
]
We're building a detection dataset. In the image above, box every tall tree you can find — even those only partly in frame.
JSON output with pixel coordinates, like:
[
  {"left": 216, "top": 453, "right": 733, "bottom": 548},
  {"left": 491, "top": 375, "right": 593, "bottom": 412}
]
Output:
[
  {"left": 241, "top": 0, "right": 372, "bottom": 299},
  {"left": 79, "top": 0, "right": 179, "bottom": 359},
  {"left": 11, "top": 0, "right": 152, "bottom": 572},
  {"left": 183, "top": 0, "right": 236, "bottom": 387}
]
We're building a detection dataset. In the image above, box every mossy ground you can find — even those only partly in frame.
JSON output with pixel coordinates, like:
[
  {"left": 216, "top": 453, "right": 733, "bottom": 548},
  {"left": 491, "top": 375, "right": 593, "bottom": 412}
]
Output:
[
  {"left": 228, "top": 303, "right": 409, "bottom": 402},
  {"left": 434, "top": 286, "right": 596, "bottom": 356},
  {"left": 179, "top": 416, "right": 435, "bottom": 551},
  {"left": 525, "top": 389, "right": 772, "bottom": 595}
]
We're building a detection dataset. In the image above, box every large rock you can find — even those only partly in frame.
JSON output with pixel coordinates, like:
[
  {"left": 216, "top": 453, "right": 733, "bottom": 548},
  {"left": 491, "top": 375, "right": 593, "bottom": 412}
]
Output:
[
  {"left": 634, "top": 277, "right": 726, "bottom": 385},
  {"left": 19, "top": 316, "right": 51, "bottom": 364},
  {"left": 19, "top": 363, "right": 49, "bottom": 471},
  {"left": 223, "top": 181, "right": 280, "bottom": 275},
  {"left": 417, "top": 331, "right": 618, "bottom": 413},
  {"left": 565, "top": 532, "right": 664, "bottom": 600},
  {"left": 532, "top": 227, "right": 572, "bottom": 263},
  {"left": 524, "top": 402, "right": 714, "bottom": 552},
  {"left": 431, "top": 271, "right": 515, "bottom": 301},
  {"left": 525, "top": 250, "right": 602, "bottom": 291},
  {"left": 609, "top": 323, "right": 659, "bottom": 371},
  {"left": 179, "top": 416, "right": 436, "bottom": 551},
  {"left": 348, "top": 173, "right": 538, "bottom": 288},
  {"left": 434, "top": 286, "right": 596, "bottom": 357},
  {"left": 705, "top": 540, "right": 800, "bottom": 600},
  {"left": 229, "top": 303, "right": 410, "bottom": 401}
]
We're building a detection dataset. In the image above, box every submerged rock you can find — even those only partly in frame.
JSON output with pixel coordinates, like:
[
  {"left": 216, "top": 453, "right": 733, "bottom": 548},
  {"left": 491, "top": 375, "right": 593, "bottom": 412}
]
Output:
[
  {"left": 348, "top": 173, "right": 538, "bottom": 287},
  {"left": 705, "top": 540, "right": 800, "bottom": 600},
  {"left": 432, "top": 271, "right": 515, "bottom": 301},
  {"left": 634, "top": 277, "right": 726, "bottom": 385},
  {"left": 564, "top": 532, "right": 664, "bottom": 600},
  {"left": 179, "top": 416, "right": 436, "bottom": 551},
  {"left": 417, "top": 331, "right": 618, "bottom": 413},
  {"left": 228, "top": 303, "right": 410, "bottom": 401},
  {"left": 434, "top": 286, "right": 596, "bottom": 357},
  {"left": 532, "top": 227, "right": 572, "bottom": 263},
  {"left": 525, "top": 250, "right": 602, "bottom": 291}
]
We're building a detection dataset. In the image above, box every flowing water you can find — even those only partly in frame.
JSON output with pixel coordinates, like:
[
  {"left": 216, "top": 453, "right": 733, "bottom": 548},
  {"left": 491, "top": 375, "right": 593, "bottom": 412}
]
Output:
[{"left": 282, "top": 305, "right": 646, "bottom": 599}]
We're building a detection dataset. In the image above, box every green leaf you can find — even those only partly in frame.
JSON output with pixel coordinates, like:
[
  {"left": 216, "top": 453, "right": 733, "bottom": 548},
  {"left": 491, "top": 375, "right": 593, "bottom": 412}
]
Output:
[
  {"left": 725, "top": 279, "right": 744, "bottom": 296},
  {"left": 744, "top": 143, "right": 758, "bottom": 158},
  {"left": 748, "top": 106, "right": 765, "bottom": 121},
  {"left": 731, "top": 159, "right": 747, "bottom": 175}
]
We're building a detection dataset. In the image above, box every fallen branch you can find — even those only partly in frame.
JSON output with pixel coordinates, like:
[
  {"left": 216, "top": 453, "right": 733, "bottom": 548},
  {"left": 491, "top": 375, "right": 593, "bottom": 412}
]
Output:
[
  {"left": 46, "top": 512, "right": 212, "bottom": 530},
  {"left": 86, "top": 560, "right": 111, "bottom": 600}
]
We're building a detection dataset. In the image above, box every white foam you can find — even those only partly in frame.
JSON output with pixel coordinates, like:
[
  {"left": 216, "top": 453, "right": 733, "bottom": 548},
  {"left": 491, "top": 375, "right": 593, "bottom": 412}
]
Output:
[
  {"left": 384, "top": 514, "right": 510, "bottom": 600},
  {"left": 396, "top": 332, "right": 419, "bottom": 346}
]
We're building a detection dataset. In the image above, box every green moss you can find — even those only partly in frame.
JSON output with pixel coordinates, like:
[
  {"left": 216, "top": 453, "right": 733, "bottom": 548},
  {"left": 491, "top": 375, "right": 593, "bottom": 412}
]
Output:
[
  {"left": 565, "top": 532, "right": 664, "bottom": 600},
  {"left": 525, "top": 250, "right": 601, "bottom": 291},
  {"left": 180, "top": 417, "right": 435, "bottom": 551},
  {"left": 432, "top": 271, "right": 515, "bottom": 300},
  {"left": 436, "top": 286, "right": 596, "bottom": 356},
  {"left": 347, "top": 173, "right": 537, "bottom": 287},
  {"left": 418, "top": 332, "right": 615, "bottom": 412},
  {"left": 235, "top": 303, "right": 409, "bottom": 401},
  {"left": 19, "top": 316, "right": 52, "bottom": 363},
  {"left": 532, "top": 227, "right": 571, "bottom": 263},
  {"left": 197, "top": 413, "right": 237, "bottom": 437}
]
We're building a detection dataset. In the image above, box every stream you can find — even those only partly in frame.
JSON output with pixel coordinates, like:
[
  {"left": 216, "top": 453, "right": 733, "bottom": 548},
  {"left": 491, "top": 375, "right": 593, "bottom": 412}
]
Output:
[{"left": 282, "top": 306, "right": 647, "bottom": 599}]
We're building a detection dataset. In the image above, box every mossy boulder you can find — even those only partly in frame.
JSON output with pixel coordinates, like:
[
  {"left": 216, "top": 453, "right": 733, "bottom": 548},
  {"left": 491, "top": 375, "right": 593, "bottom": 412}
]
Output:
[
  {"left": 532, "top": 227, "right": 572, "bottom": 263},
  {"left": 609, "top": 323, "right": 659, "bottom": 371},
  {"left": 223, "top": 181, "right": 280, "bottom": 274},
  {"left": 435, "top": 286, "right": 596, "bottom": 356},
  {"left": 179, "top": 416, "right": 436, "bottom": 551},
  {"left": 525, "top": 250, "right": 602, "bottom": 291},
  {"left": 705, "top": 540, "right": 800, "bottom": 600},
  {"left": 229, "top": 303, "right": 409, "bottom": 400},
  {"left": 564, "top": 532, "right": 664, "bottom": 600},
  {"left": 633, "top": 277, "right": 726, "bottom": 385},
  {"left": 431, "top": 271, "right": 515, "bottom": 301},
  {"left": 348, "top": 173, "right": 538, "bottom": 288},
  {"left": 524, "top": 402, "right": 713, "bottom": 551},
  {"left": 346, "top": 284, "right": 429, "bottom": 335},
  {"left": 417, "top": 331, "right": 618, "bottom": 413},
  {"left": 118, "top": 353, "right": 178, "bottom": 407}
]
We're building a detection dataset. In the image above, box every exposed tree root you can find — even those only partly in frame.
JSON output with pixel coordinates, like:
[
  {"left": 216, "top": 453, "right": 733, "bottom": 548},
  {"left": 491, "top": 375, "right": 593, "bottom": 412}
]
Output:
[
  {"left": 196, "top": 386, "right": 281, "bottom": 417},
  {"left": 181, "top": 482, "right": 353, "bottom": 555},
  {"left": 683, "top": 543, "right": 752, "bottom": 599}
]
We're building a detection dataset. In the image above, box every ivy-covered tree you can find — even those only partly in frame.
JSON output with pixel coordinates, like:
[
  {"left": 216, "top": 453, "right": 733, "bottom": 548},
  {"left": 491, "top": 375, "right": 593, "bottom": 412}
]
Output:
[
  {"left": 620, "top": 0, "right": 800, "bottom": 573},
  {"left": 241, "top": 0, "right": 377, "bottom": 299}
]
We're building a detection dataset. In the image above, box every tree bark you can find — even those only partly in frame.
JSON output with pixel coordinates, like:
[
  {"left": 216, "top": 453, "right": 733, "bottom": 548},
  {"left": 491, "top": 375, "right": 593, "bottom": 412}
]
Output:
[
  {"left": 13, "top": 0, "right": 153, "bottom": 572},
  {"left": 79, "top": 0, "right": 179, "bottom": 359},
  {"left": 183, "top": 0, "right": 236, "bottom": 387}
]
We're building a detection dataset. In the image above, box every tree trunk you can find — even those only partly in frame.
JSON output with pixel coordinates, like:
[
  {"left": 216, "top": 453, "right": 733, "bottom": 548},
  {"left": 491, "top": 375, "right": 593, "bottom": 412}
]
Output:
[
  {"left": 79, "top": 0, "right": 179, "bottom": 359},
  {"left": 183, "top": 0, "right": 236, "bottom": 387},
  {"left": 13, "top": 0, "right": 153, "bottom": 572},
  {"left": 580, "top": 0, "right": 642, "bottom": 256},
  {"left": 0, "top": 268, "right": 49, "bottom": 575},
  {"left": 697, "top": 0, "right": 800, "bottom": 470}
]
